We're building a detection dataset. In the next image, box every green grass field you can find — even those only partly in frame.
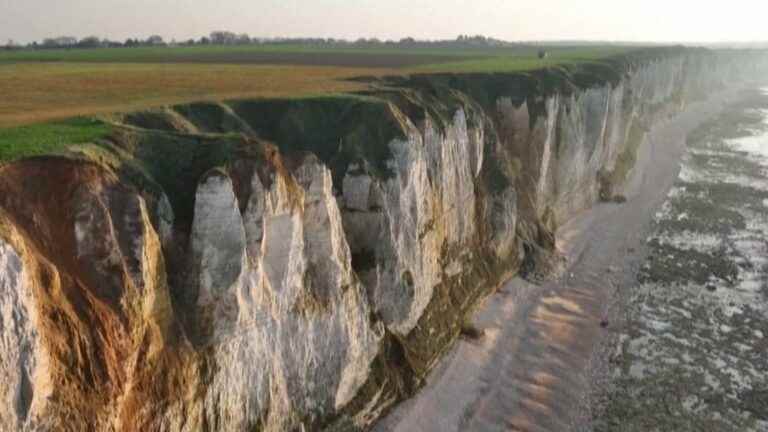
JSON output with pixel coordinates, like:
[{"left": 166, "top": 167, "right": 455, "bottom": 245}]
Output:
[
  {"left": 0, "top": 43, "right": 632, "bottom": 67},
  {"left": 0, "top": 43, "right": 638, "bottom": 74},
  {"left": 0, "top": 117, "right": 110, "bottom": 162}
]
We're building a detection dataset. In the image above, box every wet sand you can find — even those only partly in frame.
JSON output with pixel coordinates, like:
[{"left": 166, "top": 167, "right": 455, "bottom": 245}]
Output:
[{"left": 374, "top": 88, "right": 752, "bottom": 432}]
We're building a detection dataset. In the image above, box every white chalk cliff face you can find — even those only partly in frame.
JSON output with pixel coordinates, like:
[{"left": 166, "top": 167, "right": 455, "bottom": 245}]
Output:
[
  {"left": 1, "top": 51, "right": 766, "bottom": 431},
  {"left": 190, "top": 158, "right": 382, "bottom": 431},
  {"left": 341, "top": 109, "right": 484, "bottom": 336},
  {"left": 0, "top": 237, "right": 44, "bottom": 431}
]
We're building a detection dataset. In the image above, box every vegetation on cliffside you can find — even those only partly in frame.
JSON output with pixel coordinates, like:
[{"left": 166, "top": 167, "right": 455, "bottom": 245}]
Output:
[{"left": 0, "top": 117, "right": 110, "bottom": 162}]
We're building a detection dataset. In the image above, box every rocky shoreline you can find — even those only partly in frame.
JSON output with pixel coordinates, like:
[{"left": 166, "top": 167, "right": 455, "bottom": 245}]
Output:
[{"left": 590, "top": 87, "right": 768, "bottom": 432}]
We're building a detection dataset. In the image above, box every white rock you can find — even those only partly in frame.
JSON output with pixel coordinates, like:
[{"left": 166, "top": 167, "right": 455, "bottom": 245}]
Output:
[{"left": 194, "top": 160, "right": 381, "bottom": 431}]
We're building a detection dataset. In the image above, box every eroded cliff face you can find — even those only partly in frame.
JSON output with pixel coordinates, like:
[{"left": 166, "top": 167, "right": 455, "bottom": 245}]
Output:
[
  {"left": 0, "top": 160, "right": 184, "bottom": 431},
  {"left": 189, "top": 158, "right": 383, "bottom": 431},
  {"left": 1, "top": 49, "right": 766, "bottom": 431}
]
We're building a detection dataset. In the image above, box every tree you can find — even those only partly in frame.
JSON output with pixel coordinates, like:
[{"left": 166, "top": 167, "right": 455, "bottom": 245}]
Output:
[
  {"left": 210, "top": 31, "right": 238, "bottom": 45},
  {"left": 145, "top": 35, "right": 165, "bottom": 46},
  {"left": 77, "top": 36, "right": 102, "bottom": 48},
  {"left": 103, "top": 38, "right": 123, "bottom": 48},
  {"left": 41, "top": 36, "right": 77, "bottom": 48}
]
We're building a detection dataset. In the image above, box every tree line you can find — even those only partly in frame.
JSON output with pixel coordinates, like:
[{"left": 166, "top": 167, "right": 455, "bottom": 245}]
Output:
[{"left": 3, "top": 32, "right": 519, "bottom": 51}]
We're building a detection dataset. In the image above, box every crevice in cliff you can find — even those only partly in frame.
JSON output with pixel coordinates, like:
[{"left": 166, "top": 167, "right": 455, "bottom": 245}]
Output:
[{"left": 17, "top": 365, "right": 33, "bottom": 422}]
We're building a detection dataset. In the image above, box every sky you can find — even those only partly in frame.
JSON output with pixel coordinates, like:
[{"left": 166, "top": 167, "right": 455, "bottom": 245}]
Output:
[{"left": 1, "top": 0, "right": 767, "bottom": 45}]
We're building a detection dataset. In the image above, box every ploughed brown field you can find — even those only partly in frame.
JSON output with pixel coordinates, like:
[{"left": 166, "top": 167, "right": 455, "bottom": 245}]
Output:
[{"left": 0, "top": 62, "right": 396, "bottom": 128}]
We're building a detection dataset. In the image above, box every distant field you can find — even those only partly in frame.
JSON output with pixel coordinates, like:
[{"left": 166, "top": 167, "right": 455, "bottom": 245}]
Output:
[
  {"left": 0, "top": 44, "right": 632, "bottom": 68},
  {"left": 0, "top": 45, "right": 466, "bottom": 68},
  {"left": 0, "top": 44, "right": 636, "bottom": 132},
  {"left": 0, "top": 62, "right": 393, "bottom": 128}
]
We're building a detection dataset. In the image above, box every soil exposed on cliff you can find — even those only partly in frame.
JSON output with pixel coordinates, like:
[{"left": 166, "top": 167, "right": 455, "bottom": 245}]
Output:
[{"left": 374, "top": 88, "right": 754, "bottom": 432}]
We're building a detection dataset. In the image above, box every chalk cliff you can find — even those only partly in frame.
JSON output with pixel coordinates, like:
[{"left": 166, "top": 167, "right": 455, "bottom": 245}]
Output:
[{"left": 0, "top": 48, "right": 766, "bottom": 431}]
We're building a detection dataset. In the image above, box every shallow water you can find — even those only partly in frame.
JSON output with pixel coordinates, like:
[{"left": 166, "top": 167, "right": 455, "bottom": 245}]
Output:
[{"left": 595, "top": 89, "right": 768, "bottom": 431}]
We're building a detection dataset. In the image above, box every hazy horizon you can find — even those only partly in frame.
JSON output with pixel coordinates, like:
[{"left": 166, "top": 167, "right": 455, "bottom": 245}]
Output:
[{"left": 1, "top": 0, "right": 768, "bottom": 45}]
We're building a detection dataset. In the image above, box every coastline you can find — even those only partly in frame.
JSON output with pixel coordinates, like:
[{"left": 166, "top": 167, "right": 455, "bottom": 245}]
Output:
[
  {"left": 589, "top": 86, "right": 768, "bottom": 431},
  {"left": 374, "top": 86, "right": 753, "bottom": 432}
]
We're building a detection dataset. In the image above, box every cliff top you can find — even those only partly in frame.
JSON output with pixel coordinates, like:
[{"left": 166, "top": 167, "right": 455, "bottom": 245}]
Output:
[
  {"left": 0, "top": 45, "right": 699, "bottom": 162},
  {"left": 0, "top": 44, "right": 679, "bottom": 130},
  {"left": 0, "top": 45, "right": 713, "bottom": 231}
]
